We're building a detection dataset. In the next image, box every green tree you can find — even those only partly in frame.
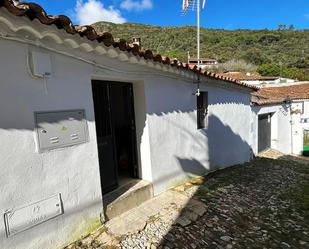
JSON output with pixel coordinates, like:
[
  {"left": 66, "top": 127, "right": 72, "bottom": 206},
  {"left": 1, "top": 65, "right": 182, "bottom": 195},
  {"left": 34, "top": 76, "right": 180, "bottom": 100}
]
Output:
[
  {"left": 242, "top": 49, "right": 271, "bottom": 65},
  {"left": 292, "top": 58, "right": 309, "bottom": 68},
  {"left": 92, "top": 21, "right": 309, "bottom": 70},
  {"left": 258, "top": 64, "right": 281, "bottom": 76},
  {"left": 258, "top": 64, "right": 309, "bottom": 81}
]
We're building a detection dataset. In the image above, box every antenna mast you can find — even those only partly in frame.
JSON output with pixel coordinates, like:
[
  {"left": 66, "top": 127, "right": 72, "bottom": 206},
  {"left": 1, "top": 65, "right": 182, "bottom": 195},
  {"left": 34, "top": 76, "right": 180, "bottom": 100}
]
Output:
[
  {"left": 197, "top": 0, "right": 200, "bottom": 66},
  {"left": 182, "top": 0, "right": 206, "bottom": 68}
]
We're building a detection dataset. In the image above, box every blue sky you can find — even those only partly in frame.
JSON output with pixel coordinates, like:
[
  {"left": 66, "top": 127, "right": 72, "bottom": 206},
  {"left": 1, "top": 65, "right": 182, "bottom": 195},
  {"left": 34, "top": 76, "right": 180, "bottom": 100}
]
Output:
[{"left": 30, "top": 0, "right": 309, "bottom": 30}]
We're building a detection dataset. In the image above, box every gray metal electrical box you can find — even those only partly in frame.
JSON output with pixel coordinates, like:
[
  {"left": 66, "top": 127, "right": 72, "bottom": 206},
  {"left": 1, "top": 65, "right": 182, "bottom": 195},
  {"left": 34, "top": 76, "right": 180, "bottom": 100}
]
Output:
[{"left": 35, "top": 109, "right": 88, "bottom": 152}]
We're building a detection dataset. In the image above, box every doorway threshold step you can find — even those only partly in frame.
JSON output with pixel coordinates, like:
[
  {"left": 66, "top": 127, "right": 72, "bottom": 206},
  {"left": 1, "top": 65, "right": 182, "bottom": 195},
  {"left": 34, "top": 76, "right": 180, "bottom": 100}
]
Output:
[{"left": 103, "top": 179, "right": 153, "bottom": 221}]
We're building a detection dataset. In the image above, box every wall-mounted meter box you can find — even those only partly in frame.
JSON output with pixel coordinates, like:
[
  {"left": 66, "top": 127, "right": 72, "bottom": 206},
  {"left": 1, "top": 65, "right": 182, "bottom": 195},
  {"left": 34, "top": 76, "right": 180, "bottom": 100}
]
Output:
[
  {"left": 30, "top": 51, "right": 52, "bottom": 78},
  {"left": 35, "top": 110, "right": 88, "bottom": 152}
]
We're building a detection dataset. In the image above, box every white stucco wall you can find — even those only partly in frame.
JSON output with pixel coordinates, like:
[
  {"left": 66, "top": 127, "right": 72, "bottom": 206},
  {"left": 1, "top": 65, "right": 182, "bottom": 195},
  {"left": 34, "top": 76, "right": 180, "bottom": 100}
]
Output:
[
  {"left": 0, "top": 33, "right": 163, "bottom": 248},
  {"left": 0, "top": 39, "right": 104, "bottom": 249},
  {"left": 291, "top": 101, "right": 309, "bottom": 155},
  {"left": 303, "top": 101, "right": 309, "bottom": 117},
  {"left": 251, "top": 105, "right": 292, "bottom": 155},
  {"left": 242, "top": 78, "right": 296, "bottom": 86},
  {"left": 0, "top": 9, "right": 254, "bottom": 249},
  {"left": 145, "top": 79, "right": 253, "bottom": 194},
  {"left": 252, "top": 101, "right": 309, "bottom": 156},
  {"left": 242, "top": 80, "right": 275, "bottom": 85}
]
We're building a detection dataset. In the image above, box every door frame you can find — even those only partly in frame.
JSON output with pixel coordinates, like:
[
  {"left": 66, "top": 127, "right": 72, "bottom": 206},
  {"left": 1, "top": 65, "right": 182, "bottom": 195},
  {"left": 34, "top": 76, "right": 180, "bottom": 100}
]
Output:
[
  {"left": 92, "top": 80, "right": 139, "bottom": 194},
  {"left": 124, "top": 83, "right": 139, "bottom": 178},
  {"left": 91, "top": 81, "right": 119, "bottom": 194},
  {"left": 92, "top": 76, "right": 153, "bottom": 183},
  {"left": 109, "top": 81, "right": 139, "bottom": 179},
  {"left": 258, "top": 113, "right": 272, "bottom": 153}
]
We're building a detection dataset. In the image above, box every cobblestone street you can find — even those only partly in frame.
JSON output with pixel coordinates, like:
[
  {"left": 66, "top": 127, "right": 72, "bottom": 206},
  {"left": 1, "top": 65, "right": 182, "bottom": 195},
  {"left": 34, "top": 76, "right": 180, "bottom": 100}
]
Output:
[{"left": 65, "top": 151, "right": 309, "bottom": 249}]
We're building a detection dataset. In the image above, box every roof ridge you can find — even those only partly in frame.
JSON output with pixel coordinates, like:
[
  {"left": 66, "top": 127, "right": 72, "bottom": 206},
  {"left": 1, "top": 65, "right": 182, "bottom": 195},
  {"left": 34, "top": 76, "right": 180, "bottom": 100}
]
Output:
[{"left": 0, "top": 0, "right": 259, "bottom": 90}]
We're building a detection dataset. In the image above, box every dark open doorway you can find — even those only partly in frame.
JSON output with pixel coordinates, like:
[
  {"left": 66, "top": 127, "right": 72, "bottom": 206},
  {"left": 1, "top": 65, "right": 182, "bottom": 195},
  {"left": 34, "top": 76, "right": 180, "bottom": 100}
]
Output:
[
  {"left": 92, "top": 80, "right": 138, "bottom": 195},
  {"left": 258, "top": 113, "right": 272, "bottom": 153}
]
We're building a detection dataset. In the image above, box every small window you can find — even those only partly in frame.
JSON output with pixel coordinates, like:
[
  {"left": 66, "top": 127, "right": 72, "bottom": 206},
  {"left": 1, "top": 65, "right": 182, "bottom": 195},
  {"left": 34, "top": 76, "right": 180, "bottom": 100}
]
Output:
[{"left": 197, "top": 91, "right": 208, "bottom": 129}]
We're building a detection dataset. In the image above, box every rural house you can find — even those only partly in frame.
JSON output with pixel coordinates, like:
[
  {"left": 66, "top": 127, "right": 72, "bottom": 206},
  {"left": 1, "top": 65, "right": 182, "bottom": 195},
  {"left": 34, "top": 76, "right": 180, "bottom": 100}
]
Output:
[
  {"left": 251, "top": 82, "right": 309, "bottom": 155},
  {"left": 0, "top": 1, "right": 257, "bottom": 249}
]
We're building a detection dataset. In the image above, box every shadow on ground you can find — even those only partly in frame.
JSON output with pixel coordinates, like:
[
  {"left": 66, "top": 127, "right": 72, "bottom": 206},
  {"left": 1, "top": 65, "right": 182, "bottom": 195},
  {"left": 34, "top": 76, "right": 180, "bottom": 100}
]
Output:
[
  {"left": 156, "top": 153, "right": 309, "bottom": 249},
  {"left": 64, "top": 153, "right": 309, "bottom": 249}
]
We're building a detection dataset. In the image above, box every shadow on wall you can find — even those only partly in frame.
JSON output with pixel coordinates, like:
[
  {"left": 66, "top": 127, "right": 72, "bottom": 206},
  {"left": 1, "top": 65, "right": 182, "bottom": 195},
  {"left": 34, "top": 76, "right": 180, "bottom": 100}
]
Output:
[
  {"left": 0, "top": 80, "right": 149, "bottom": 248},
  {"left": 176, "top": 114, "right": 251, "bottom": 177},
  {"left": 146, "top": 97, "right": 247, "bottom": 117},
  {"left": 206, "top": 114, "right": 251, "bottom": 168},
  {"left": 0, "top": 79, "right": 252, "bottom": 247},
  {"left": 152, "top": 112, "right": 252, "bottom": 189},
  {"left": 0, "top": 108, "right": 96, "bottom": 131},
  {"left": 144, "top": 82, "right": 251, "bottom": 190}
]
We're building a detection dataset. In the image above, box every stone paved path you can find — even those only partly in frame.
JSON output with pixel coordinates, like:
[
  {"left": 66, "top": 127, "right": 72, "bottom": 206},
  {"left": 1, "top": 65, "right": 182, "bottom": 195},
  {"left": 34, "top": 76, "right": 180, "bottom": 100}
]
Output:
[{"left": 65, "top": 151, "right": 309, "bottom": 249}]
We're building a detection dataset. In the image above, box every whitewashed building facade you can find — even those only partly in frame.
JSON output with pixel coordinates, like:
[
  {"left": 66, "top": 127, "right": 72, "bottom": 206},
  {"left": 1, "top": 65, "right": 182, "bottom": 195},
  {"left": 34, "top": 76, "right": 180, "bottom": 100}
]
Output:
[
  {"left": 0, "top": 1, "right": 257, "bottom": 249},
  {"left": 251, "top": 83, "right": 309, "bottom": 156}
]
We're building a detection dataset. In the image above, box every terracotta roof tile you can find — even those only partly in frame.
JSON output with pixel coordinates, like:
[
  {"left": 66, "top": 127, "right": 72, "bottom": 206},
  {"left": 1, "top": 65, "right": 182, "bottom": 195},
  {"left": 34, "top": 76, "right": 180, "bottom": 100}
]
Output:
[
  {"left": 0, "top": 0, "right": 259, "bottom": 90},
  {"left": 252, "top": 82, "right": 309, "bottom": 105}
]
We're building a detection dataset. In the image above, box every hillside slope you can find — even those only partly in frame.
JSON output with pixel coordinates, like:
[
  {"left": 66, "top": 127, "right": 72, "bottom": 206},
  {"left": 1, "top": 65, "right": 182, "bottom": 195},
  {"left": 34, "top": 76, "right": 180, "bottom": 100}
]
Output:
[{"left": 92, "top": 22, "right": 309, "bottom": 69}]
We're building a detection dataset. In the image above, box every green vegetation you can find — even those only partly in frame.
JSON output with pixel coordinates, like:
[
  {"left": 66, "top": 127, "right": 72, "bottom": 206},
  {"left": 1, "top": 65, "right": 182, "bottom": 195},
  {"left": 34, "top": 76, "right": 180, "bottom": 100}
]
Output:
[
  {"left": 92, "top": 22, "right": 309, "bottom": 79},
  {"left": 257, "top": 64, "right": 309, "bottom": 81}
]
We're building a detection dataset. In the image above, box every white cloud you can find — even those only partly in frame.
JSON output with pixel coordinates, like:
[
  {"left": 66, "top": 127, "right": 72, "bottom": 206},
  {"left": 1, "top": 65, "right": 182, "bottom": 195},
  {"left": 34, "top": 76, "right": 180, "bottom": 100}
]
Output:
[
  {"left": 75, "top": 0, "right": 126, "bottom": 25},
  {"left": 120, "top": 0, "right": 153, "bottom": 11},
  {"left": 305, "top": 13, "right": 309, "bottom": 19}
]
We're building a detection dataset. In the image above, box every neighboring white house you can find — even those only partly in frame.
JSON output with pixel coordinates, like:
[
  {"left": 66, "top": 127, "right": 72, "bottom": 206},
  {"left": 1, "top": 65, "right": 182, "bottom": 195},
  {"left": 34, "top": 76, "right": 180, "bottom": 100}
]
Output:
[
  {"left": 219, "top": 72, "right": 296, "bottom": 86},
  {"left": 0, "top": 2, "right": 257, "bottom": 249},
  {"left": 251, "top": 82, "right": 309, "bottom": 156},
  {"left": 188, "top": 57, "right": 219, "bottom": 69}
]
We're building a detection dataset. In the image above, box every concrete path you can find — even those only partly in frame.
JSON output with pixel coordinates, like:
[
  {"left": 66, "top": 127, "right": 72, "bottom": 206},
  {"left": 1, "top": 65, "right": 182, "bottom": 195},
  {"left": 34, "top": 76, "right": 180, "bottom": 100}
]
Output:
[{"left": 64, "top": 178, "right": 207, "bottom": 249}]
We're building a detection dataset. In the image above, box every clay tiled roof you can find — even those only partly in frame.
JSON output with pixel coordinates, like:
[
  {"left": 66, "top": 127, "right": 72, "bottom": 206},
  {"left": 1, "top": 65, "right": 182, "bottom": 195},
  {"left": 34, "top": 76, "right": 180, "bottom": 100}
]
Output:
[
  {"left": 252, "top": 82, "right": 309, "bottom": 105},
  {"left": 0, "top": 0, "right": 259, "bottom": 90},
  {"left": 219, "top": 72, "right": 278, "bottom": 81}
]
